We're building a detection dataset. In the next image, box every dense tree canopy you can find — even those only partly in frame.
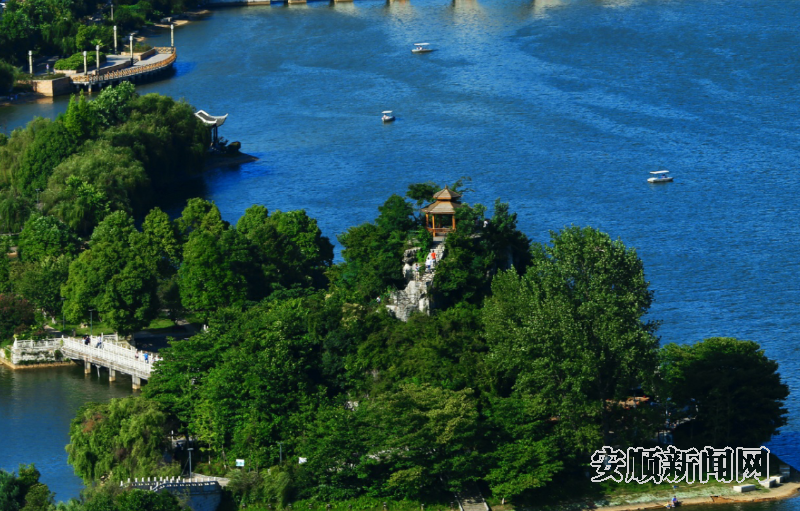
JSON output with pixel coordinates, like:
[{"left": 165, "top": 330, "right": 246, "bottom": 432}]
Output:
[
  {"left": 484, "top": 227, "right": 659, "bottom": 453},
  {"left": 0, "top": 84, "right": 209, "bottom": 237},
  {"left": 61, "top": 211, "right": 159, "bottom": 334},
  {"left": 0, "top": 175, "right": 785, "bottom": 509},
  {"left": 65, "top": 396, "right": 171, "bottom": 483},
  {"left": 660, "top": 337, "right": 789, "bottom": 447}
]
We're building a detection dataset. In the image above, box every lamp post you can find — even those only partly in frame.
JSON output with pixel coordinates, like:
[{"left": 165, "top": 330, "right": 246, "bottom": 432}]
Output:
[
  {"left": 187, "top": 447, "right": 193, "bottom": 478},
  {"left": 28, "top": 50, "right": 33, "bottom": 75},
  {"left": 111, "top": 2, "right": 114, "bottom": 20},
  {"left": 89, "top": 309, "right": 95, "bottom": 339},
  {"left": 170, "top": 23, "right": 174, "bottom": 48},
  {"left": 35, "top": 188, "right": 41, "bottom": 205},
  {"left": 83, "top": 50, "right": 88, "bottom": 75},
  {"left": 114, "top": 26, "right": 117, "bottom": 54},
  {"left": 278, "top": 442, "right": 283, "bottom": 464},
  {"left": 129, "top": 34, "right": 134, "bottom": 65},
  {"left": 96, "top": 44, "right": 100, "bottom": 76}
]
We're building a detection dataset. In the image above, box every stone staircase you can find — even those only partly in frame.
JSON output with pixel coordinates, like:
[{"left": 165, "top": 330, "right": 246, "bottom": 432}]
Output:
[
  {"left": 456, "top": 490, "right": 490, "bottom": 511},
  {"left": 385, "top": 240, "right": 444, "bottom": 322}
]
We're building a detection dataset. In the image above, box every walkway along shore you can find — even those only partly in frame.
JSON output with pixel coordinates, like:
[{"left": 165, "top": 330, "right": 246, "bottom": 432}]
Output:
[{"left": 593, "top": 480, "right": 800, "bottom": 511}]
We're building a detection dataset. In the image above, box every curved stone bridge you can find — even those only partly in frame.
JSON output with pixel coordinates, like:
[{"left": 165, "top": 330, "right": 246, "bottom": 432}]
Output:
[{"left": 60, "top": 336, "right": 153, "bottom": 389}]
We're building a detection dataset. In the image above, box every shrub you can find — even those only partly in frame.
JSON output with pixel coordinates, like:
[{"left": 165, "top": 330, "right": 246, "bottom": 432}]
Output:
[
  {"left": 54, "top": 52, "right": 108, "bottom": 72},
  {"left": 0, "top": 60, "right": 17, "bottom": 93}
]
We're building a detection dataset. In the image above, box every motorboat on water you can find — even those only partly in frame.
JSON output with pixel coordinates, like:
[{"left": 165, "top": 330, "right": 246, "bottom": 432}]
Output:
[
  {"left": 412, "top": 43, "right": 433, "bottom": 53},
  {"left": 382, "top": 111, "right": 396, "bottom": 123},
  {"left": 648, "top": 170, "right": 673, "bottom": 183}
]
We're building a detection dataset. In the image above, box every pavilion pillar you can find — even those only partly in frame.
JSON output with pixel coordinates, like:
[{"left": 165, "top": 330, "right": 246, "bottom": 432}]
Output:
[
  {"left": 432, "top": 215, "right": 435, "bottom": 233},
  {"left": 452, "top": 215, "right": 456, "bottom": 230}
]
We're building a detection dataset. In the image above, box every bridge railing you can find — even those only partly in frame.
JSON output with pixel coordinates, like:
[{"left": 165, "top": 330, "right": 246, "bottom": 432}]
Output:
[
  {"left": 71, "top": 48, "right": 176, "bottom": 84},
  {"left": 61, "top": 337, "right": 153, "bottom": 377}
]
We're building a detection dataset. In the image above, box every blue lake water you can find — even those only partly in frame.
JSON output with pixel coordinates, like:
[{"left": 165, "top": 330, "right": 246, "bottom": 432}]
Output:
[{"left": 2, "top": 0, "right": 800, "bottom": 502}]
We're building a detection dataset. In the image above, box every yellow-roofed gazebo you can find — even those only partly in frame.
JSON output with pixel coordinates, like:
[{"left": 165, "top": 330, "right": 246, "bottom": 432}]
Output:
[{"left": 421, "top": 186, "right": 462, "bottom": 237}]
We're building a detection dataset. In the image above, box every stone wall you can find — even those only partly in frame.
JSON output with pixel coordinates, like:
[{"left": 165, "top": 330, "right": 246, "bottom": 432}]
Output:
[
  {"left": 31, "top": 77, "right": 71, "bottom": 97},
  {"left": 127, "top": 477, "right": 223, "bottom": 511},
  {"left": 133, "top": 48, "right": 157, "bottom": 60},
  {"left": 0, "top": 339, "right": 66, "bottom": 366}
]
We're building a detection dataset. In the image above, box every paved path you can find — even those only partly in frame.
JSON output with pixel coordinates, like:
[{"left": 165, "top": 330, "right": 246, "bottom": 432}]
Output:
[{"left": 71, "top": 47, "right": 176, "bottom": 86}]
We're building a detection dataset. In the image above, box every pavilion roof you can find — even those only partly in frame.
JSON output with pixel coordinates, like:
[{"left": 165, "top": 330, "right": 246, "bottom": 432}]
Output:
[
  {"left": 195, "top": 110, "right": 228, "bottom": 128},
  {"left": 421, "top": 200, "right": 462, "bottom": 215},
  {"left": 433, "top": 186, "right": 461, "bottom": 201}
]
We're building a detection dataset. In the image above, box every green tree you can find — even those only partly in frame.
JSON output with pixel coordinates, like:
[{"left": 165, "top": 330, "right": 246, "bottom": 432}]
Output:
[
  {"left": 483, "top": 396, "right": 563, "bottom": 501},
  {"left": 63, "top": 92, "right": 97, "bottom": 143},
  {"left": 176, "top": 198, "right": 226, "bottom": 239},
  {"left": 142, "top": 207, "right": 181, "bottom": 268},
  {"left": 61, "top": 211, "right": 159, "bottom": 334},
  {"left": 92, "top": 81, "right": 137, "bottom": 128},
  {"left": 0, "top": 239, "right": 12, "bottom": 294},
  {"left": 142, "top": 207, "right": 183, "bottom": 319},
  {"left": 660, "top": 337, "right": 789, "bottom": 447},
  {"left": 376, "top": 194, "right": 415, "bottom": 234},
  {"left": 20, "top": 483, "right": 53, "bottom": 511},
  {"left": 0, "top": 191, "right": 33, "bottom": 233},
  {"left": 405, "top": 182, "right": 440, "bottom": 207},
  {"left": 358, "top": 384, "right": 481, "bottom": 498},
  {"left": 0, "top": 469, "right": 20, "bottom": 511},
  {"left": 14, "top": 118, "right": 76, "bottom": 196},
  {"left": 178, "top": 229, "right": 247, "bottom": 314},
  {"left": 12, "top": 255, "right": 72, "bottom": 317},
  {"left": 17, "top": 214, "right": 79, "bottom": 262},
  {"left": 103, "top": 93, "right": 209, "bottom": 187},
  {"left": 66, "top": 396, "right": 171, "bottom": 483},
  {"left": 0, "top": 294, "right": 35, "bottom": 341},
  {"left": 44, "top": 176, "right": 110, "bottom": 236},
  {"left": 237, "top": 205, "right": 333, "bottom": 294},
  {"left": 0, "top": 60, "right": 17, "bottom": 93},
  {"left": 483, "top": 226, "right": 658, "bottom": 454},
  {"left": 44, "top": 140, "right": 149, "bottom": 234},
  {"left": 115, "top": 488, "right": 182, "bottom": 511}
]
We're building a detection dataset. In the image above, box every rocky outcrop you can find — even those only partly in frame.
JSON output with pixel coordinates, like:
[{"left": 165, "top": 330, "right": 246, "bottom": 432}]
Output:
[{"left": 386, "top": 242, "right": 444, "bottom": 322}]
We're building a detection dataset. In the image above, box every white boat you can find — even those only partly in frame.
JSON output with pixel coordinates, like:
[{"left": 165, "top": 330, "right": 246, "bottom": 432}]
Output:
[
  {"left": 648, "top": 170, "right": 673, "bottom": 183},
  {"left": 412, "top": 43, "right": 433, "bottom": 54},
  {"left": 382, "top": 110, "right": 396, "bottom": 123}
]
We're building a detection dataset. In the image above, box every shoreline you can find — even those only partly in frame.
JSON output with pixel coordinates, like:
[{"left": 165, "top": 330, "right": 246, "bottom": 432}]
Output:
[
  {"left": 593, "top": 481, "right": 800, "bottom": 511},
  {"left": 0, "top": 357, "right": 74, "bottom": 370},
  {"left": 205, "top": 152, "right": 259, "bottom": 169}
]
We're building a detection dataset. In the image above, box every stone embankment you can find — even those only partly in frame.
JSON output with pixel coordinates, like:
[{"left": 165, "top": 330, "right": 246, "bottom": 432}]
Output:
[
  {"left": 126, "top": 475, "right": 226, "bottom": 511},
  {"left": 0, "top": 338, "right": 71, "bottom": 368},
  {"left": 386, "top": 241, "right": 444, "bottom": 322}
]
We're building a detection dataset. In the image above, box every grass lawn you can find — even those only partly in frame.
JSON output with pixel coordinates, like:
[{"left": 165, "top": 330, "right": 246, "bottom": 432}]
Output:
[{"left": 57, "top": 313, "right": 184, "bottom": 337}]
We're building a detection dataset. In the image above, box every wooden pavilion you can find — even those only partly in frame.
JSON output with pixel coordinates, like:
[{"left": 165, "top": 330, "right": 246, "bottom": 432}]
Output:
[{"left": 421, "top": 186, "right": 462, "bottom": 237}]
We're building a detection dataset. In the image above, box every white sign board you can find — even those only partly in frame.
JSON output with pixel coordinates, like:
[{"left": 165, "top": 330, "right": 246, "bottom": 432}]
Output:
[
  {"left": 236, "top": 459, "right": 245, "bottom": 467},
  {"left": 298, "top": 457, "right": 307, "bottom": 464}
]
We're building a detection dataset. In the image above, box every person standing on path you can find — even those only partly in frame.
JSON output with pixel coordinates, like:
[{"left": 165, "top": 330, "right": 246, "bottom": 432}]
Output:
[{"left": 431, "top": 250, "right": 437, "bottom": 269}]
